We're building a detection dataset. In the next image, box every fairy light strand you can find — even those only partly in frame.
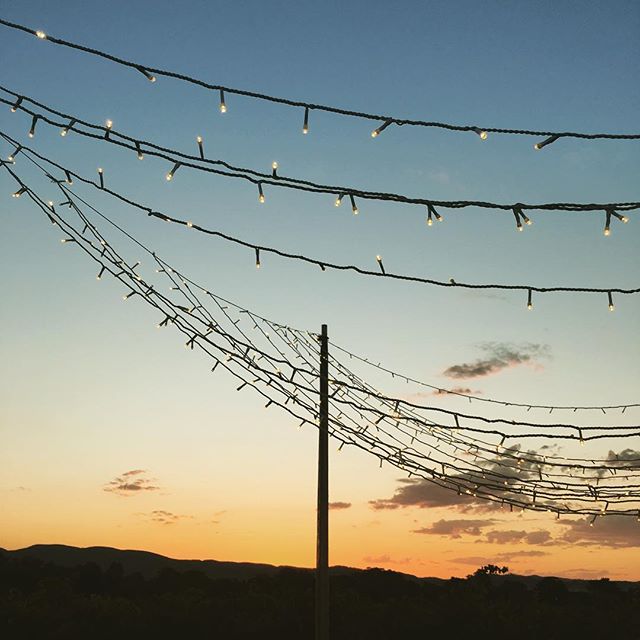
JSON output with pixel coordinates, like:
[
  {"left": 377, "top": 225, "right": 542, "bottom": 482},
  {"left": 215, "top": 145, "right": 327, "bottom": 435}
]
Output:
[{"left": 2, "top": 18, "right": 639, "bottom": 145}]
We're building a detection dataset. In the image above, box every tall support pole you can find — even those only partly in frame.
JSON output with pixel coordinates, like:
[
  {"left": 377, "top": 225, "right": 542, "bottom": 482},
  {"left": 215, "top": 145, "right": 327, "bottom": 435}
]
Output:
[{"left": 315, "top": 324, "right": 329, "bottom": 639}]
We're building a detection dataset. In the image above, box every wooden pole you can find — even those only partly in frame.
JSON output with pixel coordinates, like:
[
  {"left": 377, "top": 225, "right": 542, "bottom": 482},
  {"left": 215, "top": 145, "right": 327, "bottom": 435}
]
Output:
[{"left": 315, "top": 324, "right": 329, "bottom": 639}]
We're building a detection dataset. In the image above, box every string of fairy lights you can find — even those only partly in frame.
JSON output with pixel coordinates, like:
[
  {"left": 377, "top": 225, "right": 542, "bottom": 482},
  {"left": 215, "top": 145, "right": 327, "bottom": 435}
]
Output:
[
  {"left": 3, "top": 87, "right": 639, "bottom": 234},
  {"left": 2, "top": 133, "right": 639, "bottom": 310},
  {"left": 2, "top": 21, "right": 639, "bottom": 524},
  {"left": 3, "top": 157, "right": 640, "bottom": 522},
  {"left": 2, "top": 18, "right": 640, "bottom": 148}
]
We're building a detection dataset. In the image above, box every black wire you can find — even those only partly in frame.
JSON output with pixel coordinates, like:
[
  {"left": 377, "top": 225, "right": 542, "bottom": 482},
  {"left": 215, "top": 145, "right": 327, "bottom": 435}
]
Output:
[
  {"left": 2, "top": 18, "right": 640, "bottom": 142},
  {"left": 3, "top": 90, "right": 640, "bottom": 214},
  {"left": 3, "top": 133, "right": 639, "bottom": 297}
]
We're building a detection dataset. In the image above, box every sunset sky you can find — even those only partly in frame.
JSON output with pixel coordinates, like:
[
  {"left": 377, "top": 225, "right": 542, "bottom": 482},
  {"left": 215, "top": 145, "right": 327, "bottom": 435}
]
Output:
[{"left": 1, "top": 0, "right": 639, "bottom": 581}]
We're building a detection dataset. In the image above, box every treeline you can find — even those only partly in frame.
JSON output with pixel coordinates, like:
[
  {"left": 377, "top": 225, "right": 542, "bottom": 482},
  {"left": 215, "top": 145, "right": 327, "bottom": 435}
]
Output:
[{"left": 1, "top": 554, "right": 638, "bottom": 639}]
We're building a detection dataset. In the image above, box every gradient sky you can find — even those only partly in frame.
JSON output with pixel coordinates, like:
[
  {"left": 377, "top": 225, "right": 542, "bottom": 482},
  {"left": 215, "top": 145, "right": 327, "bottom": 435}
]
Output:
[{"left": 1, "top": 0, "right": 639, "bottom": 581}]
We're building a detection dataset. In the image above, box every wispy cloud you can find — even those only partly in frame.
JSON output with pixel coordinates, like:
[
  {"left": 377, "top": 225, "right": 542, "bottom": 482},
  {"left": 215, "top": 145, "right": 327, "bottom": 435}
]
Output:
[
  {"left": 363, "top": 554, "right": 413, "bottom": 565},
  {"left": 370, "top": 444, "right": 545, "bottom": 514},
  {"left": 486, "top": 529, "right": 552, "bottom": 545},
  {"left": 413, "top": 518, "right": 496, "bottom": 538},
  {"left": 443, "top": 342, "right": 550, "bottom": 379},
  {"left": 104, "top": 470, "right": 160, "bottom": 496},
  {"left": 146, "top": 510, "right": 193, "bottom": 525},
  {"left": 557, "top": 515, "right": 640, "bottom": 548},
  {"left": 329, "top": 501, "right": 352, "bottom": 510}
]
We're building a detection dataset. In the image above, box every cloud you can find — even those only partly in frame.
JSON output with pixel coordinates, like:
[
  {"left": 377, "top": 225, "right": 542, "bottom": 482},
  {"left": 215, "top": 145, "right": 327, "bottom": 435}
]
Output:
[
  {"left": 329, "top": 501, "right": 352, "bottom": 510},
  {"left": 443, "top": 342, "right": 550, "bottom": 379},
  {"left": 596, "top": 449, "right": 640, "bottom": 477},
  {"left": 486, "top": 529, "right": 552, "bottom": 545},
  {"left": 362, "top": 554, "right": 413, "bottom": 565},
  {"left": 369, "top": 444, "right": 546, "bottom": 514},
  {"left": 104, "top": 470, "right": 160, "bottom": 496},
  {"left": 413, "top": 518, "right": 496, "bottom": 538},
  {"left": 557, "top": 515, "right": 640, "bottom": 548},
  {"left": 494, "top": 550, "right": 549, "bottom": 561},
  {"left": 451, "top": 556, "right": 490, "bottom": 566},
  {"left": 146, "top": 510, "right": 193, "bottom": 525},
  {"left": 370, "top": 478, "right": 478, "bottom": 511}
]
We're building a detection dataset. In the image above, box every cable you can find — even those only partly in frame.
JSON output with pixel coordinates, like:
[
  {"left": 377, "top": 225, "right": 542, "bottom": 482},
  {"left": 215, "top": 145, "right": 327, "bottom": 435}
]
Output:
[
  {"left": 2, "top": 18, "right": 640, "bottom": 146},
  {"left": 3, "top": 134, "right": 639, "bottom": 303},
  {"left": 3, "top": 89, "right": 639, "bottom": 218},
  {"left": 4, "top": 163, "right": 639, "bottom": 517}
]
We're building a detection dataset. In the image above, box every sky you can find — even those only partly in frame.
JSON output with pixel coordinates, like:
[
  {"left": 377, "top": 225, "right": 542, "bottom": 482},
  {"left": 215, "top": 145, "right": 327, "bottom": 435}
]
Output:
[{"left": 0, "top": 0, "right": 639, "bottom": 581}]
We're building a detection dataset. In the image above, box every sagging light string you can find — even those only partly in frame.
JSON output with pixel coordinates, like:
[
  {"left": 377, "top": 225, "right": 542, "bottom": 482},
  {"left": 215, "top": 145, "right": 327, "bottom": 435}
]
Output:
[
  {"left": 3, "top": 135, "right": 638, "bottom": 309},
  {"left": 252, "top": 318, "right": 640, "bottom": 479},
  {"left": 6, "top": 169, "right": 639, "bottom": 518},
  {"left": 3, "top": 89, "right": 639, "bottom": 227},
  {"left": 11, "top": 158, "right": 640, "bottom": 450},
  {"left": 9, "top": 137, "right": 637, "bottom": 427},
  {"left": 3, "top": 19, "right": 640, "bottom": 148}
]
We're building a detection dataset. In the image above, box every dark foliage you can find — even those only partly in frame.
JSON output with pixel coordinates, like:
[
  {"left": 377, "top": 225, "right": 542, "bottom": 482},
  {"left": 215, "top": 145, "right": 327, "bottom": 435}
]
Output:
[{"left": 0, "top": 554, "right": 638, "bottom": 639}]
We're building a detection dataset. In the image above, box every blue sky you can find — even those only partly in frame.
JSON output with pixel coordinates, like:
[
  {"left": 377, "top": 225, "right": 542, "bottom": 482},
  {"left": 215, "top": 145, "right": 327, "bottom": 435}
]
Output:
[{"left": 0, "top": 0, "right": 639, "bottom": 577}]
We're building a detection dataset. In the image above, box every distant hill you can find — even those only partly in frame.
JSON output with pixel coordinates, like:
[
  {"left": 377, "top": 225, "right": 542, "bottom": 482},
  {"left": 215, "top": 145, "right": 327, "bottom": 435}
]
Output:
[{"left": 0, "top": 544, "right": 636, "bottom": 591}]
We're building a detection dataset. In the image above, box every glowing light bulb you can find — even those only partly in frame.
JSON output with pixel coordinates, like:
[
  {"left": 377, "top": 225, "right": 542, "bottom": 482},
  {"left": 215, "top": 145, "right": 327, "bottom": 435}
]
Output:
[
  {"left": 534, "top": 134, "right": 560, "bottom": 151},
  {"left": 187, "top": 221, "right": 193, "bottom": 228},
  {"left": 97, "top": 167, "right": 104, "bottom": 189},
  {"left": 35, "top": 30, "right": 47, "bottom": 39},
  {"left": 219, "top": 89, "right": 227, "bottom": 113},
  {"left": 258, "top": 183, "right": 265, "bottom": 203},
  {"left": 472, "top": 127, "right": 488, "bottom": 140},
  {"left": 371, "top": 119, "right": 393, "bottom": 138},
  {"left": 196, "top": 136, "right": 204, "bottom": 159},
  {"left": 135, "top": 142, "right": 144, "bottom": 160},
  {"left": 28, "top": 116, "right": 38, "bottom": 138},
  {"left": 608, "top": 291, "right": 614, "bottom": 312},
  {"left": 166, "top": 163, "right": 181, "bottom": 181},
  {"left": 136, "top": 66, "right": 156, "bottom": 82},
  {"left": 427, "top": 214, "right": 433, "bottom": 226},
  {"left": 349, "top": 194, "right": 358, "bottom": 215},
  {"left": 61, "top": 120, "right": 76, "bottom": 136},
  {"left": 302, "top": 107, "right": 309, "bottom": 134},
  {"left": 335, "top": 194, "right": 343, "bottom": 207},
  {"left": 10, "top": 97, "right": 23, "bottom": 113},
  {"left": 527, "top": 289, "right": 533, "bottom": 310},
  {"left": 105, "top": 119, "right": 113, "bottom": 129},
  {"left": 255, "top": 248, "right": 261, "bottom": 269},
  {"left": 12, "top": 187, "right": 27, "bottom": 198}
]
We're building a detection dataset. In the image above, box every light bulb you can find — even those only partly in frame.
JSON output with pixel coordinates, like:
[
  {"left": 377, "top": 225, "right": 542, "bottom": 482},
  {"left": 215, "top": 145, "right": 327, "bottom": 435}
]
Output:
[
  {"left": 258, "top": 183, "right": 265, "bottom": 203},
  {"left": 219, "top": 89, "right": 227, "bottom": 113},
  {"left": 105, "top": 119, "right": 113, "bottom": 129},
  {"left": 196, "top": 136, "right": 204, "bottom": 159},
  {"left": 10, "top": 97, "right": 23, "bottom": 113},
  {"left": 35, "top": 30, "right": 47, "bottom": 39},
  {"left": 187, "top": 221, "right": 193, "bottom": 228},
  {"left": 371, "top": 119, "right": 393, "bottom": 138},
  {"left": 534, "top": 134, "right": 560, "bottom": 151},
  {"left": 28, "top": 116, "right": 38, "bottom": 138},
  {"left": 166, "top": 163, "right": 180, "bottom": 181},
  {"left": 136, "top": 66, "right": 156, "bottom": 82},
  {"left": 472, "top": 127, "right": 488, "bottom": 140},
  {"left": 335, "top": 194, "right": 343, "bottom": 207},
  {"left": 302, "top": 106, "right": 309, "bottom": 134}
]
